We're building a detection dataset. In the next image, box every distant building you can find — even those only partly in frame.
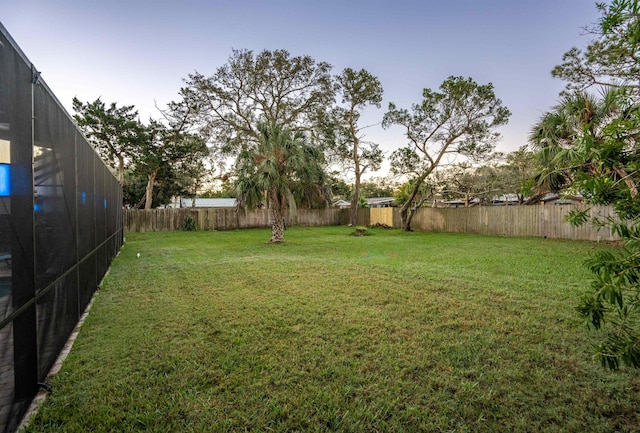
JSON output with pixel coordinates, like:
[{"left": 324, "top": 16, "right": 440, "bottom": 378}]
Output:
[
  {"left": 166, "top": 197, "right": 237, "bottom": 208},
  {"left": 333, "top": 199, "right": 351, "bottom": 209},
  {"left": 366, "top": 197, "right": 395, "bottom": 208},
  {"left": 442, "top": 198, "right": 481, "bottom": 208},
  {"left": 332, "top": 197, "right": 396, "bottom": 209},
  {"left": 540, "top": 193, "right": 584, "bottom": 206},
  {"left": 490, "top": 194, "right": 520, "bottom": 206}
]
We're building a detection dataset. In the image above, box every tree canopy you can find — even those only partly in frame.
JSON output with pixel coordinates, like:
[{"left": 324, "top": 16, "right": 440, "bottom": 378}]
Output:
[
  {"left": 72, "top": 97, "right": 144, "bottom": 184},
  {"left": 73, "top": 96, "right": 210, "bottom": 209},
  {"left": 552, "top": 0, "right": 640, "bottom": 92},
  {"left": 183, "top": 49, "right": 335, "bottom": 155}
]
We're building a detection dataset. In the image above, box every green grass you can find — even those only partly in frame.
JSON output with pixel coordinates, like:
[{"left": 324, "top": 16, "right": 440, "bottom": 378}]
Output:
[{"left": 24, "top": 227, "right": 640, "bottom": 432}]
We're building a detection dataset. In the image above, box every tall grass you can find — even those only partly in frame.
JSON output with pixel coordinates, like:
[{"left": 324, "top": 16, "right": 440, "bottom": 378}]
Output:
[{"left": 24, "top": 227, "right": 639, "bottom": 432}]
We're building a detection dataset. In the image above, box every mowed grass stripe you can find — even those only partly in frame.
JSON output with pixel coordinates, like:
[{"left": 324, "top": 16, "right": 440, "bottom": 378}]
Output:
[{"left": 24, "top": 227, "right": 640, "bottom": 433}]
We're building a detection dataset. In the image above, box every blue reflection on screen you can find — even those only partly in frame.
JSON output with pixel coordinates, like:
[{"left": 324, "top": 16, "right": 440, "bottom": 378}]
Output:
[
  {"left": 0, "top": 164, "right": 9, "bottom": 197},
  {"left": 81, "top": 191, "right": 86, "bottom": 205}
]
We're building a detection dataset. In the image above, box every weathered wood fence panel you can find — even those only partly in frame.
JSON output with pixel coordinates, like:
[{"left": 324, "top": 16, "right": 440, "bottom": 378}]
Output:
[
  {"left": 293, "top": 209, "right": 351, "bottom": 226},
  {"left": 124, "top": 205, "right": 619, "bottom": 241},
  {"left": 356, "top": 208, "right": 370, "bottom": 227},
  {"left": 124, "top": 208, "right": 349, "bottom": 232},
  {"left": 408, "top": 205, "right": 619, "bottom": 241}
]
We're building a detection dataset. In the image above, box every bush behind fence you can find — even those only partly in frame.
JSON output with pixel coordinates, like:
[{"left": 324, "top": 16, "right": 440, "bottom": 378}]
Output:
[{"left": 124, "top": 205, "right": 619, "bottom": 241}]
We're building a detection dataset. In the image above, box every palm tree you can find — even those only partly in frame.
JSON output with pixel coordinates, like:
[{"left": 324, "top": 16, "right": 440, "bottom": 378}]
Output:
[
  {"left": 528, "top": 89, "right": 630, "bottom": 197},
  {"left": 235, "top": 123, "right": 329, "bottom": 243}
]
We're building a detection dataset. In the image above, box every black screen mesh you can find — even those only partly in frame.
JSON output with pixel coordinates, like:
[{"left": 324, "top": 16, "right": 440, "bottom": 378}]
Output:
[
  {"left": 0, "top": 23, "right": 123, "bottom": 433},
  {"left": 76, "top": 133, "right": 95, "bottom": 259},
  {"left": 33, "top": 85, "right": 78, "bottom": 293}
]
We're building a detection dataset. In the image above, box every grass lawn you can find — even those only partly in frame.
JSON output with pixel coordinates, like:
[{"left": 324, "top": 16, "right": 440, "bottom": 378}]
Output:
[{"left": 24, "top": 227, "right": 640, "bottom": 432}]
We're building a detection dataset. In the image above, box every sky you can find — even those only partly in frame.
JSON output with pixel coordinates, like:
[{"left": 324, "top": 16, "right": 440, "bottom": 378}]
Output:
[{"left": 1, "top": 0, "right": 602, "bottom": 178}]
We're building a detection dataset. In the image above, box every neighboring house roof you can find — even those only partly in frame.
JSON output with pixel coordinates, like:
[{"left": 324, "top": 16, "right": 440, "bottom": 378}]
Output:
[
  {"left": 540, "top": 192, "right": 584, "bottom": 205},
  {"left": 180, "top": 198, "right": 236, "bottom": 208},
  {"left": 442, "top": 198, "right": 481, "bottom": 207},
  {"left": 443, "top": 199, "right": 466, "bottom": 205},
  {"left": 540, "top": 193, "right": 560, "bottom": 202},
  {"left": 366, "top": 197, "right": 395, "bottom": 207},
  {"left": 333, "top": 197, "right": 396, "bottom": 208},
  {"left": 491, "top": 193, "right": 519, "bottom": 202},
  {"left": 490, "top": 194, "right": 520, "bottom": 205},
  {"left": 333, "top": 199, "right": 351, "bottom": 208}
]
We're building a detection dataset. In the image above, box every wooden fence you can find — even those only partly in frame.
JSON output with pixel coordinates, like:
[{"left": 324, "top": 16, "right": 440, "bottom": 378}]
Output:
[
  {"left": 124, "top": 205, "right": 620, "bottom": 241},
  {"left": 402, "top": 205, "right": 620, "bottom": 241},
  {"left": 123, "top": 208, "right": 349, "bottom": 233}
]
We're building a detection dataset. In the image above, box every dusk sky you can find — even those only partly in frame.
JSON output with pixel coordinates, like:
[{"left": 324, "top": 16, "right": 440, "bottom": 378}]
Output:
[{"left": 2, "top": 0, "right": 601, "bottom": 177}]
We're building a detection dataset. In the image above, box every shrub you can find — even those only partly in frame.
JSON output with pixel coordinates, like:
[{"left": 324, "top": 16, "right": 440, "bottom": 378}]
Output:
[{"left": 182, "top": 214, "right": 197, "bottom": 231}]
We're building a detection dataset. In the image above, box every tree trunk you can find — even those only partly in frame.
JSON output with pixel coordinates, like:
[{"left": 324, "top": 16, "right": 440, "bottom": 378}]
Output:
[
  {"left": 350, "top": 172, "right": 360, "bottom": 226},
  {"left": 192, "top": 185, "right": 198, "bottom": 208},
  {"left": 118, "top": 155, "right": 125, "bottom": 185},
  {"left": 399, "top": 171, "right": 430, "bottom": 231},
  {"left": 269, "top": 190, "right": 285, "bottom": 243},
  {"left": 143, "top": 169, "right": 158, "bottom": 211},
  {"left": 349, "top": 109, "right": 360, "bottom": 226},
  {"left": 400, "top": 205, "right": 411, "bottom": 231}
]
